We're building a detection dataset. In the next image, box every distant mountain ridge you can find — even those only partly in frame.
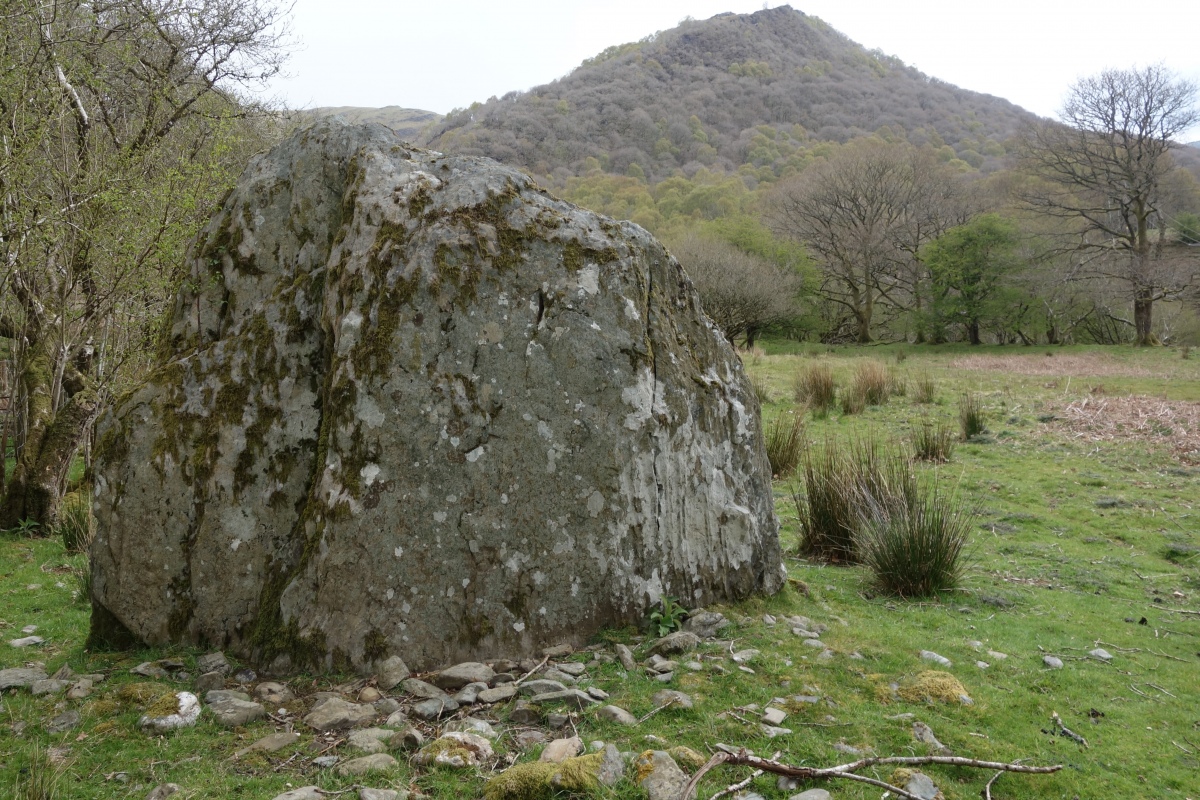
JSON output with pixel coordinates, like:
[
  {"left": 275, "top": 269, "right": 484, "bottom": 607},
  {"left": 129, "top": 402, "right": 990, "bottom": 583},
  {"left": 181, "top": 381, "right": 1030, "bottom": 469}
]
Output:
[
  {"left": 419, "top": 5, "right": 1041, "bottom": 182},
  {"left": 301, "top": 106, "right": 440, "bottom": 142}
]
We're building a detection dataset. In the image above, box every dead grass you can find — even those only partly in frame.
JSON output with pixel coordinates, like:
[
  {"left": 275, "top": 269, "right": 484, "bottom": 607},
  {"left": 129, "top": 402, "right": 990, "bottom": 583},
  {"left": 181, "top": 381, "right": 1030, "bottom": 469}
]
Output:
[
  {"left": 950, "top": 353, "right": 1161, "bottom": 377},
  {"left": 1050, "top": 395, "right": 1200, "bottom": 464}
]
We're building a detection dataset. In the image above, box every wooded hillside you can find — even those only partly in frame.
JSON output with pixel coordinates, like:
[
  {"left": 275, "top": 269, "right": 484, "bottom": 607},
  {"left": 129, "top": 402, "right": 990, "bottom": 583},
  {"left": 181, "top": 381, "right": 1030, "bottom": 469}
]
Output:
[{"left": 422, "top": 6, "right": 1039, "bottom": 183}]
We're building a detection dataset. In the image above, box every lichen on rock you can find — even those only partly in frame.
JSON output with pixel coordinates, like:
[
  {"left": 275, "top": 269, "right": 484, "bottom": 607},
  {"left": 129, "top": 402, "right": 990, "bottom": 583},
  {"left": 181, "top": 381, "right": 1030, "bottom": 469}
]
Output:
[{"left": 90, "top": 118, "right": 783, "bottom": 673}]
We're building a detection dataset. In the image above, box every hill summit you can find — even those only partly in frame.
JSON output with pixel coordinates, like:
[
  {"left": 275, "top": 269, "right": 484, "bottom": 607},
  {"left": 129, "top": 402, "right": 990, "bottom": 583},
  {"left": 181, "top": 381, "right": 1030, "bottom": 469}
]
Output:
[{"left": 422, "top": 6, "right": 1039, "bottom": 182}]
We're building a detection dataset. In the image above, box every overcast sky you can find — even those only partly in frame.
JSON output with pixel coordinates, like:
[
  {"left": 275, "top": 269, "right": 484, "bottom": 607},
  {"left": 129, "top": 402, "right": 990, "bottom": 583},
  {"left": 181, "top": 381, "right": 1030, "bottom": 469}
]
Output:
[{"left": 267, "top": 0, "right": 1200, "bottom": 139}]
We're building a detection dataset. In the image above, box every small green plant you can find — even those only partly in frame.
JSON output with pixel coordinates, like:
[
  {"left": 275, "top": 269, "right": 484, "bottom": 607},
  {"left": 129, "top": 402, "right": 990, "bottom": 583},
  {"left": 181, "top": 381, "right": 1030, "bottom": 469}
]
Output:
[
  {"left": 12, "top": 743, "right": 61, "bottom": 800},
  {"left": 751, "top": 374, "right": 773, "bottom": 405},
  {"left": 54, "top": 490, "right": 94, "bottom": 554},
  {"left": 911, "top": 421, "right": 955, "bottom": 462},
  {"left": 4, "top": 518, "right": 41, "bottom": 538},
  {"left": 894, "top": 349, "right": 908, "bottom": 363},
  {"left": 959, "top": 392, "right": 987, "bottom": 440},
  {"left": 792, "top": 364, "right": 836, "bottom": 412},
  {"left": 840, "top": 387, "right": 866, "bottom": 415},
  {"left": 73, "top": 559, "right": 93, "bottom": 605},
  {"left": 913, "top": 372, "right": 937, "bottom": 404},
  {"left": 649, "top": 596, "right": 690, "bottom": 636},
  {"left": 795, "top": 435, "right": 893, "bottom": 562},
  {"left": 765, "top": 410, "right": 806, "bottom": 478},
  {"left": 854, "top": 471, "right": 973, "bottom": 597},
  {"left": 851, "top": 360, "right": 891, "bottom": 406}
]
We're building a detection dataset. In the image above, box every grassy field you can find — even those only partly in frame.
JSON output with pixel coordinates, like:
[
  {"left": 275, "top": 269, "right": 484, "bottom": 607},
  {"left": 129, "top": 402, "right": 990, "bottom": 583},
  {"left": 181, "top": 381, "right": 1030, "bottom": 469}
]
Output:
[{"left": 2, "top": 343, "right": 1198, "bottom": 799}]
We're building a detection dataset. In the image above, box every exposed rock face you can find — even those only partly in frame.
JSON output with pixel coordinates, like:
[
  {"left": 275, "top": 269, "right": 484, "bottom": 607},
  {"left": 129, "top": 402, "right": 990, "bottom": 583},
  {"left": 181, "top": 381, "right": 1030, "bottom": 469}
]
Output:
[{"left": 89, "top": 119, "right": 782, "bottom": 673}]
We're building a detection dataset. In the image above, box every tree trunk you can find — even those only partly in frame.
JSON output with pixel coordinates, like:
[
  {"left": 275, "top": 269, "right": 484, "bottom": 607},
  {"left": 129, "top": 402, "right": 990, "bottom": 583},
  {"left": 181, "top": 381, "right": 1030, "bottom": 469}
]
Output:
[
  {"left": 856, "top": 294, "right": 873, "bottom": 344},
  {"left": 968, "top": 320, "right": 981, "bottom": 345},
  {"left": 0, "top": 341, "right": 98, "bottom": 530},
  {"left": 1133, "top": 288, "right": 1157, "bottom": 346}
]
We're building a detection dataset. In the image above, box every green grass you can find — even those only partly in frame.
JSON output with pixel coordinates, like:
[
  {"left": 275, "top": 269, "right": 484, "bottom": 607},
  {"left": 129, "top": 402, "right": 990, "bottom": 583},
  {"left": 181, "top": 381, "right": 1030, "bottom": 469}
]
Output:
[{"left": 2, "top": 343, "right": 1199, "bottom": 798}]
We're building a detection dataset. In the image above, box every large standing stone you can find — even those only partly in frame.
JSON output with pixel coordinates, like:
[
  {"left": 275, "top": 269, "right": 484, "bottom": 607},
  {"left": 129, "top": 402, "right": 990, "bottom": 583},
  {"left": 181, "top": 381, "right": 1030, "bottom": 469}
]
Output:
[{"left": 89, "top": 119, "right": 783, "bottom": 672}]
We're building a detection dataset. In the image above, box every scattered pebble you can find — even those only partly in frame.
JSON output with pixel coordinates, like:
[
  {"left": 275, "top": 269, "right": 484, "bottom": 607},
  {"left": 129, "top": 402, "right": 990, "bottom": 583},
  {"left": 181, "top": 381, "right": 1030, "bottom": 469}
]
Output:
[
  {"left": 920, "top": 650, "right": 952, "bottom": 667},
  {"left": 1043, "top": 655, "right": 1064, "bottom": 669},
  {"left": 10, "top": 635, "right": 45, "bottom": 648}
]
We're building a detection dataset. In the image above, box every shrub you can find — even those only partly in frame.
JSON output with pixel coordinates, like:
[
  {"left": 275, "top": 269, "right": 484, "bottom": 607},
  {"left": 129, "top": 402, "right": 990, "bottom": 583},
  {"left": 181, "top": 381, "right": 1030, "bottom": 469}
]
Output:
[
  {"left": 794, "top": 435, "right": 891, "bottom": 562},
  {"left": 840, "top": 387, "right": 865, "bottom": 415},
  {"left": 913, "top": 372, "right": 937, "bottom": 404},
  {"left": 854, "top": 471, "right": 972, "bottom": 597},
  {"left": 12, "top": 744, "right": 60, "bottom": 800},
  {"left": 751, "top": 374, "right": 773, "bottom": 405},
  {"left": 765, "top": 410, "right": 806, "bottom": 478},
  {"left": 73, "top": 559, "right": 93, "bottom": 606},
  {"left": 911, "top": 421, "right": 955, "bottom": 462},
  {"left": 852, "top": 361, "right": 892, "bottom": 406},
  {"left": 1183, "top": 345, "right": 1191, "bottom": 361},
  {"left": 888, "top": 367, "right": 907, "bottom": 398},
  {"left": 959, "top": 393, "right": 987, "bottom": 440},
  {"left": 55, "top": 490, "right": 94, "bottom": 554},
  {"left": 792, "top": 364, "right": 836, "bottom": 411}
]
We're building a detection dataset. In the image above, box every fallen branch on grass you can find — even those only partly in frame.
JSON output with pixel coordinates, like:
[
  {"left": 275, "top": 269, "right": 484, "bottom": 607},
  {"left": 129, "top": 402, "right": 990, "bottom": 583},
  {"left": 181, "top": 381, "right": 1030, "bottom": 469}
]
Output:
[
  {"left": 706, "top": 750, "right": 780, "bottom": 800},
  {"left": 1051, "top": 712, "right": 1088, "bottom": 748},
  {"left": 678, "top": 748, "right": 1063, "bottom": 800}
]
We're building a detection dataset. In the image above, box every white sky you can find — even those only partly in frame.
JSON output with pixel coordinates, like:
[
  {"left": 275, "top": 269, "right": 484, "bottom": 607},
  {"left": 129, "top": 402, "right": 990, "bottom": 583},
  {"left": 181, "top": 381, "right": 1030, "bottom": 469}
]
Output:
[{"left": 268, "top": 1, "right": 1200, "bottom": 139}]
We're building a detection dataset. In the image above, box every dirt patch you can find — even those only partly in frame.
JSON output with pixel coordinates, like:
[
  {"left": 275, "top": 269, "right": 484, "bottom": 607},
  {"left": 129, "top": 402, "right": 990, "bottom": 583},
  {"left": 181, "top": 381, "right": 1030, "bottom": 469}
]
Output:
[
  {"left": 950, "top": 353, "right": 1160, "bottom": 377},
  {"left": 1050, "top": 395, "right": 1200, "bottom": 464}
]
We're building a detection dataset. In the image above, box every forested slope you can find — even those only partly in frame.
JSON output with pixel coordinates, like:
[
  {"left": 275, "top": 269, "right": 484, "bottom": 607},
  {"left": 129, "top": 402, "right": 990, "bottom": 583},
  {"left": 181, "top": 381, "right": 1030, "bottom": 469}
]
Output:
[{"left": 422, "top": 6, "right": 1040, "bottom": 183}]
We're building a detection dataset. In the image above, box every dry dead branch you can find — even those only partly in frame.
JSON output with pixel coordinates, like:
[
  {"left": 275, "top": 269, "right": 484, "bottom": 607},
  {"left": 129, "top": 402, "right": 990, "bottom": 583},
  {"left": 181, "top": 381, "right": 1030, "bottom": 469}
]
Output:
[
  {"left": 1051, "top": 712, "right": 1088, "bottom": 747},
  {"left": 677, "top": 748, "right": 1063, "bottom": 800}
]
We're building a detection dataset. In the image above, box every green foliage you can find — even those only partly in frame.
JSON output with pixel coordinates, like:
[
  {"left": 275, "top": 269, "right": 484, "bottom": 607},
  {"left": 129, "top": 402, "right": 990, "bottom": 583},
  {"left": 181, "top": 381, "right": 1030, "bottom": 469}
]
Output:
[
  {"left": 765, "top": 410, "right": 806, "bottom": 478},
  {"left": 851, "top": 361, "right": 895, "bottom": 406},
  {"left": 649, "top": 596, "right": 690, "bottom": 636},
  {"left": 911, "top": 421, "right": 955, "bottom": 462},
  {"left": 751, "top": 374, "right": 773, "bottom": 405},
  {"left": 913, "top": 372, "right": 938, "bottom": 404},
  {"left": 11, "top": 744, "right": 60, "bottom": 800},
  {"left": 1172, "top": 211, "right": 1200, "bottom": 244},
  {"left": 795, "top": 435, "right": 893, "bottom": 561},
  {"left": 923, "top": 214, "right": 1022, "bottom": 345},
  {"left": 839, "top": 387, "right": 866, "bottom": 415},
  {"left": 959, "top": 392, "right": 987, "bottom": 440},
  {"left": 4, "top": 518, "right": 41, "bottom": 537},
  {"left": 854, "top": 470, "right": 972, "bottom": 597},
  {"left": 793, "top": 364, "right": 836, "bottom": 411},
  {"left": 54, "top": 491, "right": 94, "bottom": 554}
]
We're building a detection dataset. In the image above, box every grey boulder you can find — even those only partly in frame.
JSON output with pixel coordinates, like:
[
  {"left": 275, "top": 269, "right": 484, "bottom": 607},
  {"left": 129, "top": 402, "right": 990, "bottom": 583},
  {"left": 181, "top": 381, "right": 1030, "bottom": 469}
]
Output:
[{"left": 89, "top": 118, "right": 783, "bottom": 672}]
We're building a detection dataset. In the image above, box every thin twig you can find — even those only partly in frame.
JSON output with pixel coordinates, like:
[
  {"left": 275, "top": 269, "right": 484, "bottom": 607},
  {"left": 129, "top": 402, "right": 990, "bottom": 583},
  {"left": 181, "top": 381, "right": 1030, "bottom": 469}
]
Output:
[
  {"left": 707, "top": 750, "right": 780, "bottom": 800},
  {"left": 983, "top": 769, "right": 1005, "bottom": 800},
  {"left": 676, "top": 749, "right": 1063, "bottom": 800},
  {"left": 1051, "top": 712, "right": 1088, "bottom": 748},
  {"left": 639, "top": 698, "right": 676, "bottom": 724},
  {"left": 273, "top": 752, "right": 299, "bottom": 772},
  {"left": 1147, "top": 648, "right": 1191, "bottom": 662},
  {"left": 1144, "top": 683, "right": 1176, "bottom": 698},
  {"left": 1129, "top": 684, "right": 1150, "bottom": 698},
  {"left": 511, "top": 656, "right": 549, "bottom": 687}
]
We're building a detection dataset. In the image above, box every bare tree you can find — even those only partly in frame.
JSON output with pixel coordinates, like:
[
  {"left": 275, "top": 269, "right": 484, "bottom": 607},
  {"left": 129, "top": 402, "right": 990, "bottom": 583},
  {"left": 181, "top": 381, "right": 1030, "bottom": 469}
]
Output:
[
  {"left": 0, "top": 0, "right": 290, "bottom": 528},
  {"left": 669, "top": 233, "right": 803, "bottom": 348},
  {"left": 1018, "top": 65, "right": 1199, "bottom": 345},
  {"left": 766, "top": 141, "right": 963, "bottom": 343}
]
